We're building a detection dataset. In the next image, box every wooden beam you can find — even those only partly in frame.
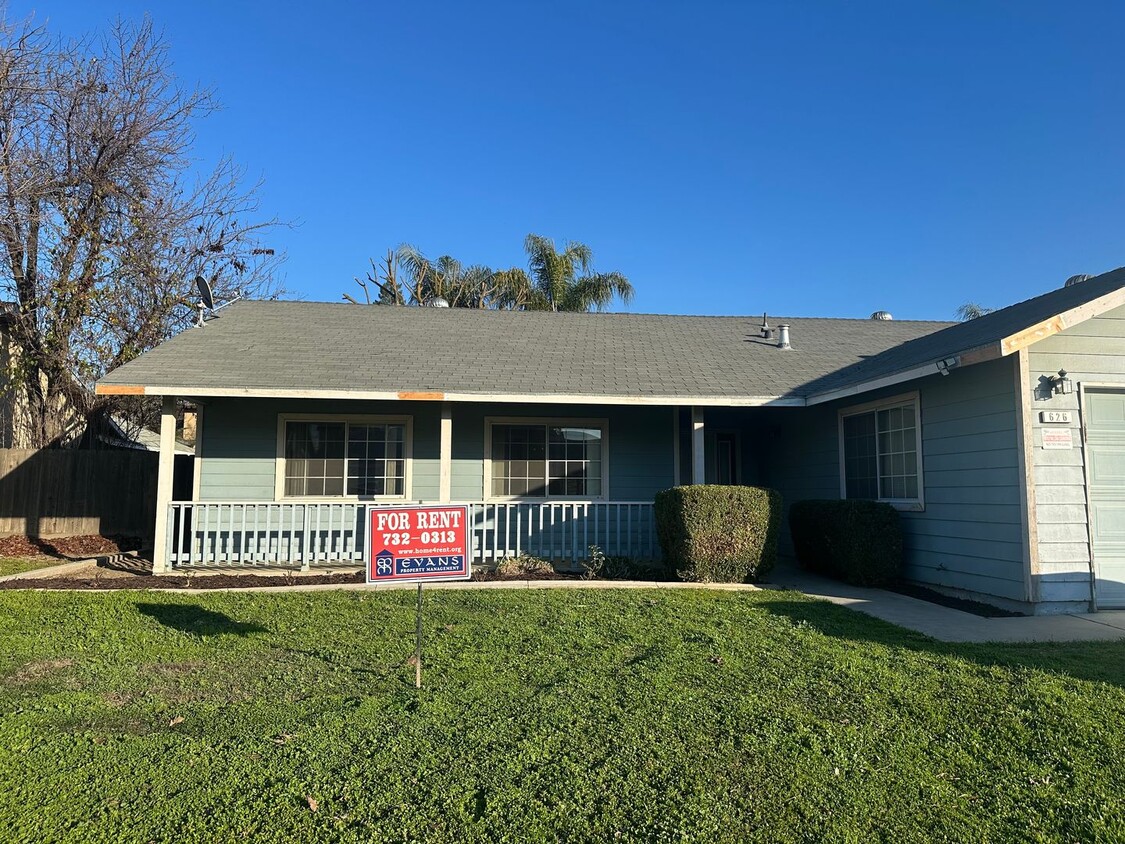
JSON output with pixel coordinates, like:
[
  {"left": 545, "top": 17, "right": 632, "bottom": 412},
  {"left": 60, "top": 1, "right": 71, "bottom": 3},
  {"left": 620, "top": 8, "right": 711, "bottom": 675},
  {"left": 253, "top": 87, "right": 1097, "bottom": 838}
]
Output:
[
  {"left": 691, "top": 407, "right": 705, "bottom": 484},
  {"left": 439, "top": 402, "right": 452, "bottom": 503},
  {"left": 1013, "top": 349, "right": 1040, "bottom": 603},
  {"left": 152, "top": 396, "right": 176, "bottom": 574},
  {"left": 95, "top": 384, "right": 144, "bottom": 395},
  {"left": 672, "top": 407, "right": 681, "bottom": 487},
  {"left": 97, "top": 384, "right": 807, "bottom": 407},
  {"left": 1001, "top": 316, "right": 1065, "bottom": 356},
  {"left": 1000, "top": 284, "right": 1125, "bottom": 356},
  {"left": 191, "top": 405, "right": 204, "bottom": 501}
]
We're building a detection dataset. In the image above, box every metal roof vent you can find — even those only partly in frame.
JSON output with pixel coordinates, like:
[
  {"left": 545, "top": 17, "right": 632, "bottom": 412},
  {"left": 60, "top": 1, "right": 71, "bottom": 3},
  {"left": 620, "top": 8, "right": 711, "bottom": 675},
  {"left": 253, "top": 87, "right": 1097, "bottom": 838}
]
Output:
[
  {"left": 777, "top": 324, "right": 791, "bottom": 349},
  {"left": 758, "top": 313, "right": 773, "bottom": 339},
  {"left": 870, "top": 310, "right": 893, "bottom": 320},
  {"left": 1064, "top": 274, "right": 1093, "bottom": 287},
  {"left": 425, "top": 296, "right": 450, "bottom": 308}
]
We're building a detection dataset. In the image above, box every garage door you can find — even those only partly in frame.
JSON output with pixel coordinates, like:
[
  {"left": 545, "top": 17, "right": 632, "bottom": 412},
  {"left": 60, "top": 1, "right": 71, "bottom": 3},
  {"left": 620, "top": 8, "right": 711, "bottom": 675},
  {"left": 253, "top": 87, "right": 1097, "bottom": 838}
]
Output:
[{"left": 1086, "top": 388, "right": 1125, "bottom": 608}]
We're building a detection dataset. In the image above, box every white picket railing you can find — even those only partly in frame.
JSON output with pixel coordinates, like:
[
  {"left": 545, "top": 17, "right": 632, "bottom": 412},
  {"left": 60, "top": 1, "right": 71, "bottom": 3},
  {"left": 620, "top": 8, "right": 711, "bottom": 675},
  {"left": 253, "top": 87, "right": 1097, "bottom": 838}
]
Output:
[{"left": 165, "top": 500, "right": 658, "bottom": 570}]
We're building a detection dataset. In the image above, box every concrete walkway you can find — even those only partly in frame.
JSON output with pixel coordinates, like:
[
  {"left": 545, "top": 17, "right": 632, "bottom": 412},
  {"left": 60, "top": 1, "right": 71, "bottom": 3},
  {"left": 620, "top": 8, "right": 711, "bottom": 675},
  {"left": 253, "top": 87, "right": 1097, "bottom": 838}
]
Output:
[{"left": 768, "top": 565, "right": 1125, "bottom": 643}]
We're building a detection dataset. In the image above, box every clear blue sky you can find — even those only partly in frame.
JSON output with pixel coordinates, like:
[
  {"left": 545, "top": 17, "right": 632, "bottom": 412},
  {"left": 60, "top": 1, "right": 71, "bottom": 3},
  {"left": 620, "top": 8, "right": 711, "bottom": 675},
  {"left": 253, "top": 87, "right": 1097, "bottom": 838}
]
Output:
[{"left": 9, "top": 1, "right": 1125, "bottom": 319}]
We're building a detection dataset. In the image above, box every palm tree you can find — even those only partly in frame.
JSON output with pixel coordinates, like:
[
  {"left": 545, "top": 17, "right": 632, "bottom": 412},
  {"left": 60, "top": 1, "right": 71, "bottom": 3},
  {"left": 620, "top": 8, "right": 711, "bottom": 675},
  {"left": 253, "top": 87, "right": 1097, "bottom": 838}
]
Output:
[
  {"left": 517, "top": 234, "right": 634, "bottom": 312},
  {"left": 347, "top": 236, "right": 634, "bottom": 311}
]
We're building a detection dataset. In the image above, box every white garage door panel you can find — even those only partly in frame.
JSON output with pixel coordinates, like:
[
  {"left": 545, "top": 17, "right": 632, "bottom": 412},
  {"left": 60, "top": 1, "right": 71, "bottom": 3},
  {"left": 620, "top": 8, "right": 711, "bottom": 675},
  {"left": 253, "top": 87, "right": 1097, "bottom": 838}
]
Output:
[{"left": 1087, "top": 389, "right": 1125, "bottom": 609}]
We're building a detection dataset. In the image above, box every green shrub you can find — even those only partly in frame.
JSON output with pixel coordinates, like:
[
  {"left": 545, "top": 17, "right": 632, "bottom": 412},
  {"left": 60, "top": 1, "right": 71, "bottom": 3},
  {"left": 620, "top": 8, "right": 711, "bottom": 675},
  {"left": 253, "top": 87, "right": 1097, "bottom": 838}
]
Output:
[
  {"left": 788, "top": 499, "right": 903, "bottom": 586},
  {"left": 655, "top": 485, "right": 782, "bottom": 583}
]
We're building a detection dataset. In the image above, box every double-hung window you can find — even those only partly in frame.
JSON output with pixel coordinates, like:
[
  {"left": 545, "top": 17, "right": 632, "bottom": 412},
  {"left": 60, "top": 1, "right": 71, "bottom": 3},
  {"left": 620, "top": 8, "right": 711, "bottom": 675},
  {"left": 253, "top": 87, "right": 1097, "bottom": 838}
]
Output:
[
  {"left": 839, "top": 394, "right": 923, "bottom": 509},
  {"left": 487, "top": 419, "right": 607, "bottom": 499},
  {"left": 280, "top": 416, "right": 410, "bottom": 498}
]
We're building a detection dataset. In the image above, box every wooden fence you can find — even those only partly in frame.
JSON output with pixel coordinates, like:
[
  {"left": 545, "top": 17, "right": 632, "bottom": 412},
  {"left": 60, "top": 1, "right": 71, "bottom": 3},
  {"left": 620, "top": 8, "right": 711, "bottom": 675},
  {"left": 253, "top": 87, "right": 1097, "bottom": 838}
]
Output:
[{"left": 0, "top": 448, "right": 187, "bottom": 538}]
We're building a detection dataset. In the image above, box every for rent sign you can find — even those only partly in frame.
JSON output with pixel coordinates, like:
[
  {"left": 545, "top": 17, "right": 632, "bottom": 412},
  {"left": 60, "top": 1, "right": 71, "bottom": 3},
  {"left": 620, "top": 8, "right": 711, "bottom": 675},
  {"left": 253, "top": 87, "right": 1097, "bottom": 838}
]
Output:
[{"left": 367, "top": 505, "right": 471, "bottom": 584}]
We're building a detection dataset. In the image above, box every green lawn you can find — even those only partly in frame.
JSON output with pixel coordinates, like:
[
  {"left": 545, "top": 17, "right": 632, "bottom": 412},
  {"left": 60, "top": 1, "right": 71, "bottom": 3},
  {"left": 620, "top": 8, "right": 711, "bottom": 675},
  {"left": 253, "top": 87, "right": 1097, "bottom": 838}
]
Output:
[
  {"left": 0, "top": 557, "right": 61, "bottom": 578},
  {"left": 1, "top": 589, "right": 1123, "bottom": 843}
]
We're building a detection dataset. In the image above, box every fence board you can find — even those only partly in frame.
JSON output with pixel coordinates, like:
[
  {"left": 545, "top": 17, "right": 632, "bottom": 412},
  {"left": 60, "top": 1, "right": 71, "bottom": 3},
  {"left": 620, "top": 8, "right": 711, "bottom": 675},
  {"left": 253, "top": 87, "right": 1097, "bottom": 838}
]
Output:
[{"left": 0, "top": 448, "right": 182, "bottom": 538}]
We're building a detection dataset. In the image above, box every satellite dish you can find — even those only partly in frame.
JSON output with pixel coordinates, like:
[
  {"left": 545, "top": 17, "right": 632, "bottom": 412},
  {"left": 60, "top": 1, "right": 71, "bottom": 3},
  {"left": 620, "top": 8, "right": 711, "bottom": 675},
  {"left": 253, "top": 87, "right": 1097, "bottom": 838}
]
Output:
[
  {"left": 1064, "top": 274, "right": 1092, "bottom": 287},
  {"left": 191, "top": 275, "right": 242, "bottom": 327},
  {"left": 195, "top": 276, "right": 215, "bottom": 310}
]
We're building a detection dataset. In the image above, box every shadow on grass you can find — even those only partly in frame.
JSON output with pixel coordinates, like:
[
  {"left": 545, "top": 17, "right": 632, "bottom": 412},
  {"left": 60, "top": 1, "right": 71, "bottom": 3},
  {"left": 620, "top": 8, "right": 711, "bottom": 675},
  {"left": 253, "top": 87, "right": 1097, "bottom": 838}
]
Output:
[
  {"left": 136, "top": 603, "right": 266, "bottom": 637},
  {"left": 756, "top": 596, "right": 1125, "bottom": 689}
]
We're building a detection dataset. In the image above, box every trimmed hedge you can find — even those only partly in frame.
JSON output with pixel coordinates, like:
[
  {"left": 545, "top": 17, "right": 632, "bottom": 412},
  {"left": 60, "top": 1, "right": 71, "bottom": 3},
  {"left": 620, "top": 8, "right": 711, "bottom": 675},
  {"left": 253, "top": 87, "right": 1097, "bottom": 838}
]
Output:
[
  {"left": 788, "top": 499, "right": 903, "bottom": 587},
  {"left": 655, "top": 485, "right": 781, "bottom": 583}
]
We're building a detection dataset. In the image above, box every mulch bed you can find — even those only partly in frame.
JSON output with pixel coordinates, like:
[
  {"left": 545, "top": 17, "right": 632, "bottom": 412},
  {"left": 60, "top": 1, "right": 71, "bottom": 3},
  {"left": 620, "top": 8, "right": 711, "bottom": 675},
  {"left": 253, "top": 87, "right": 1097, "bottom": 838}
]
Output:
[
  {"left": 0, "top": 534, "right": 143, "bottom": 561},
  {"left": 0, "top": 568, "right": 617, "bottom": 590},
  {"left": 0, "top": 571, "right": 369, "bottom": 591},
  {"left": 889, "top": 581, "right": 1024, "bottom": 618}
]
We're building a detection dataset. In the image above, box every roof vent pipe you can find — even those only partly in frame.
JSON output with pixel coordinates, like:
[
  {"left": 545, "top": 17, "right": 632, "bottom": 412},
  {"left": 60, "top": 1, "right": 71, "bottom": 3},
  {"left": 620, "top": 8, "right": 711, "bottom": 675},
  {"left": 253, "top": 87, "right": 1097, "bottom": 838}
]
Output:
[{"left": 777, "top": 324, "right": 791, "bottom": 350}]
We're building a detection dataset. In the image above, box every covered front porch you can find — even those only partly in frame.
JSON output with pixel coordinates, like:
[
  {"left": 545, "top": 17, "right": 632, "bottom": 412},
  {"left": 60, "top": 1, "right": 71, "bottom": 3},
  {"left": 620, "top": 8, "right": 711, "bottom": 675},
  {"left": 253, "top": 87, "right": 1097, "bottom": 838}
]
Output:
[
  {"left": 165, "top": 500, "right": 658, "bottom": 570},
  {"left": 151, "top": 398, "right": 780, "bottom": 572}
]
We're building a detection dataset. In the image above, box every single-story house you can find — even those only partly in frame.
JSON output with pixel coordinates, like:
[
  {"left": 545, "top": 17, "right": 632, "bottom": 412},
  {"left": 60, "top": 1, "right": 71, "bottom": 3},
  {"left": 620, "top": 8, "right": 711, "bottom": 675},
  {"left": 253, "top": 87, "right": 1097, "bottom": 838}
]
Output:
[{"left": 96, "top": 267, "right": 1125, "bottom": 614}]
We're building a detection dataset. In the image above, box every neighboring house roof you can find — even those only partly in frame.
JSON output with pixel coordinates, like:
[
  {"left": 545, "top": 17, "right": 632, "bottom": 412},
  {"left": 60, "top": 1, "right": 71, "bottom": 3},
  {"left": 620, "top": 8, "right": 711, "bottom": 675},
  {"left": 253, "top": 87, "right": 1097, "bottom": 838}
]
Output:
[
  {"left": 103, "top": 415, "right": 195, "bottom": 455},
  {"left": 96, "top": 267, "right": 1125, "bottom": 407}
]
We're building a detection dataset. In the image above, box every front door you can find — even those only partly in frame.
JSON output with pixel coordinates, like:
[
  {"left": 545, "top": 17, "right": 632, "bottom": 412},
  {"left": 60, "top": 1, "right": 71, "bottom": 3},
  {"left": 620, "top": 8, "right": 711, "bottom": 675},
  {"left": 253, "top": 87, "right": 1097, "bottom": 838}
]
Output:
[
  {"left": 715, "top": 433, "right": 738, "bottom": 485},
  {"left": 1086, "top": 388, "right": 1125, "bottom": 608}
]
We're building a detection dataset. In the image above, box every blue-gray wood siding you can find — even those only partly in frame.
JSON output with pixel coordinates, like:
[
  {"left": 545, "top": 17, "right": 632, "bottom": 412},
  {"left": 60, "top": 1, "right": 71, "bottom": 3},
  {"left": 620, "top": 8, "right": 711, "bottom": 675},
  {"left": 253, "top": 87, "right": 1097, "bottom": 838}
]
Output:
[
  {"left": 197, "top": 399, "right": 675, "bottom": 504},
  {"left": 763, "top": 357, "right": 1027, "bottom": 602},
  {"left": 1027, "top": 301, "right": 1125, "bottom": 606}
]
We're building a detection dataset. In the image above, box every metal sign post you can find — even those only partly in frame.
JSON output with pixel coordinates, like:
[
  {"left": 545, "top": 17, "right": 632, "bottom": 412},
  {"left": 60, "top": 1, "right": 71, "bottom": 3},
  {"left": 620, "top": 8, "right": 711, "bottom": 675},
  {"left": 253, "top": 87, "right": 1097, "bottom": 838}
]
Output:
[
  {"left": 366, "top": 504, "right": 471, "bottom": 689},
  {"left": 415, "top": 583, "right": 423, "bottom": 689}
]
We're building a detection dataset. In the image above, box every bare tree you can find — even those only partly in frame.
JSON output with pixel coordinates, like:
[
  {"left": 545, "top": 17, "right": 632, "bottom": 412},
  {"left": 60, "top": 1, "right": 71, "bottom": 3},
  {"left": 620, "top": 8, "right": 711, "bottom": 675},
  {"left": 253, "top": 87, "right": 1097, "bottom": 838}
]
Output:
[
  {"left": 955, "top": 302, "right": 993, "bottom": 321},
  {"left": 0, "top": 16, "right": 283, "bottom": 447},
  {"left": 350, "top": 245, "right": 501, "bottom": 308}
]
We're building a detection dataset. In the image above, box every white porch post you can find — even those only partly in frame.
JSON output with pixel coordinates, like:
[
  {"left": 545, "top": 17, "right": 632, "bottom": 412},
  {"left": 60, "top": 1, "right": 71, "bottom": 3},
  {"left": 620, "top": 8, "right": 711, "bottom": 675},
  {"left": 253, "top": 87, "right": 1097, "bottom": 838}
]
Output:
[
  {"left": 691, "top": 406, "right": 705, "bottom": 484},
  {"left": 152, "top": 395, "right": 176, "bottom": 573},
  {"left": 439, "top": 401, "right": 452, "bottom": 503},
  {"left": 672, "top": 407, "right": 681, "bottom": 486}
]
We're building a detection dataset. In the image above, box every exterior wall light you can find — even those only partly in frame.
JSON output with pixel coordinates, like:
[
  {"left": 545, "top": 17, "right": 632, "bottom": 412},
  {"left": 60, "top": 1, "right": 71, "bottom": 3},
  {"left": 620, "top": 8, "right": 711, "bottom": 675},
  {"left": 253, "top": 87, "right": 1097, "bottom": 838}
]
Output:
[
  {"left": 1048, "top": 369, "right": 1073, "bottom": 395},
  {"left": 935, "top": 356, "right": 959, "bottom": 376}
]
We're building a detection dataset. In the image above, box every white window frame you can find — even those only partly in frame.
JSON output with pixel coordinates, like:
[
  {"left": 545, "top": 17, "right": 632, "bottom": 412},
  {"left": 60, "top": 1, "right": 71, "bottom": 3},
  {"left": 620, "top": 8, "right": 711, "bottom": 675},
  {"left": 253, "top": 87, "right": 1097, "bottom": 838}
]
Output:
[
  {"left": 275, "top": 413, "right": 413, "bottom": 501},
  {"left": 837, "top": 391, "right": 924, "bottom": 512},
  {"left": 484, "top": 416, "right": 610, "bottom": 502}
]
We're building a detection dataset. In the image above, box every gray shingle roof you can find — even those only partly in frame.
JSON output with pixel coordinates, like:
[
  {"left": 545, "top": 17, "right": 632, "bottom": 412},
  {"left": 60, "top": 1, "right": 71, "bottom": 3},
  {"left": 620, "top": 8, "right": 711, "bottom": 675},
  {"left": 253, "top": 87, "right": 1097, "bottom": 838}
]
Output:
[
  {"left": 98, "top": 303, "right": 951, "bottom": 403},
  {"left": 97, "top": 266, "right": 1125, "bottom": 404},
  {"left": 801, "top": 266, "right": 1125, "bottom": 398}
]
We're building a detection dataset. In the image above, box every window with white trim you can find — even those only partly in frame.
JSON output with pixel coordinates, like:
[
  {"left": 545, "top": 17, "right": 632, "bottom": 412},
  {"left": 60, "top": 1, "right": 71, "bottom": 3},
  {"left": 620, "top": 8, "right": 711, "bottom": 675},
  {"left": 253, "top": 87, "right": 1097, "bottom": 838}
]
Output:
[
  {"left": 282, "top": 419, "right": 407, "bottom": 497},
  {"left": 488, "top": 421, "right": 606, "bottom": 498},
  {"left": 840, "top": 397, "right": 922, "bottom": 506}
]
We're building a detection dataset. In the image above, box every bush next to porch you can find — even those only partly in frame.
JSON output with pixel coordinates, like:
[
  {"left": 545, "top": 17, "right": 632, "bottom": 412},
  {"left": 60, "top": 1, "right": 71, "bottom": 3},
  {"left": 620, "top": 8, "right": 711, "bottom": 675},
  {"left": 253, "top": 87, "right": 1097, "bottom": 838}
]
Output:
[
  {"left": 655, "top": 485, "right": 781, "bottom": 583},
  {"left": 788, "top": 500, "right": 903, "bottom": 586}
]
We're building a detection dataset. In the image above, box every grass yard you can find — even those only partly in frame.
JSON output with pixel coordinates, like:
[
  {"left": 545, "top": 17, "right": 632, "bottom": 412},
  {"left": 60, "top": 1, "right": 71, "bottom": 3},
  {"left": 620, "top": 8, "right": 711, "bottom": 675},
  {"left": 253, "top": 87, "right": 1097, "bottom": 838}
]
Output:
[
  {"left": 0, "top": 557, "right": 63, "bottom": 578},
  {"left": 1, "top": 589, "right": 1123, "bottom": 843}
]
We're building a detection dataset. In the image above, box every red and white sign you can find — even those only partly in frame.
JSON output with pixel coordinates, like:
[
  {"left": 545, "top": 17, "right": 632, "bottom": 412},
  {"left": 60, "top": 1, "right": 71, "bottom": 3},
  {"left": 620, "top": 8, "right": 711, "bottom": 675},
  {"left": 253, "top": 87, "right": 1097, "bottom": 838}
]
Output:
[{"left": 367, "top": 505, "right": 470, "bottom": 584}]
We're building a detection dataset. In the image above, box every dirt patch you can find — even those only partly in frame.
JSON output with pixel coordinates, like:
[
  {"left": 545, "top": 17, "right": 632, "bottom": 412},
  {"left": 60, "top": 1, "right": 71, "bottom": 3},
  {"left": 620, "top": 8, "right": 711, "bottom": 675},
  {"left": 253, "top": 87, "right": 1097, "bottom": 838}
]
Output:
[
  {"left": 471, "top": 569, "right": 583, "bottom": 582},
  {"left": 0, "top": 534, "right": 143, "bottom": 561},
  {"left": 10, "top": 658, "right": 75, "bottom": 683}
]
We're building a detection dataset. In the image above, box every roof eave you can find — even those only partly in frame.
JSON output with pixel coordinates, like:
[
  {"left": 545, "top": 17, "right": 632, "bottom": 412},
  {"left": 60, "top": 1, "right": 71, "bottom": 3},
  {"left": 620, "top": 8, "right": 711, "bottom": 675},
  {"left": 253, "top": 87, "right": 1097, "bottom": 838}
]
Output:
[{"left": 94, "top": 383, "right": 807, "bottom": 407}]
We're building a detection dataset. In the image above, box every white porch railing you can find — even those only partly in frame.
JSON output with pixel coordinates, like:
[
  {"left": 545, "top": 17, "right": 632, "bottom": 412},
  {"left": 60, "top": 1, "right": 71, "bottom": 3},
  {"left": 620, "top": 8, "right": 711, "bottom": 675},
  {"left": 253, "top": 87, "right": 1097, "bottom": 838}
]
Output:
[{"left": 165, "top": 501, "right": 658, "bottom": 570}]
